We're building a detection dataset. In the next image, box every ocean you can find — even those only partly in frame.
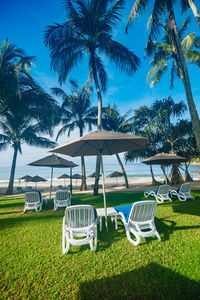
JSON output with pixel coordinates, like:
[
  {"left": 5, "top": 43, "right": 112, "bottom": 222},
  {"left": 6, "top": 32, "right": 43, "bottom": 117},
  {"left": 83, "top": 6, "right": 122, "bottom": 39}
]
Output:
[{"left": 1, "top": 160, "right": 199, "bottom": 185}]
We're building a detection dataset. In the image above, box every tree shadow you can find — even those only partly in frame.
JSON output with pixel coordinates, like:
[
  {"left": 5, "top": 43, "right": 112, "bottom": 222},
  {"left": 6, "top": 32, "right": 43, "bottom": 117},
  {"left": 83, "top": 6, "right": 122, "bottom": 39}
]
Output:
[
  {"left": 172, "top": 199, "right": 200, "bottom": 217},
  {"left": 78, "top": 262, "right": 200, "bottom": 299}
]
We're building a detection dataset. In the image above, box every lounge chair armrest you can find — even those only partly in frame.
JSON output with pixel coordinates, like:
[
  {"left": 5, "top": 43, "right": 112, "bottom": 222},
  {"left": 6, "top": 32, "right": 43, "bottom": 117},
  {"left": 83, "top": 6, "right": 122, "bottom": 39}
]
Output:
[{"left": 118, "top": 212, "right": 127, "bottom": 225}]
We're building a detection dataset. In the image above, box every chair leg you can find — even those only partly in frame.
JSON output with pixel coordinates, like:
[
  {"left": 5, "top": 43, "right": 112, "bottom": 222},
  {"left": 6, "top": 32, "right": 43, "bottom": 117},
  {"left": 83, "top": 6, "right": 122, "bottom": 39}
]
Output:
[
  {"left": 126, "top": 230, "right": 141, "bottom": 246},
  {"left": 62, "top": 229, "right": 70, "bottom": 254},
  {"left": 89, "top": 228, "right": 97, "bottom": 251},
  {"left": 155, "top": 231, "right": 161, "bottom": 241}
]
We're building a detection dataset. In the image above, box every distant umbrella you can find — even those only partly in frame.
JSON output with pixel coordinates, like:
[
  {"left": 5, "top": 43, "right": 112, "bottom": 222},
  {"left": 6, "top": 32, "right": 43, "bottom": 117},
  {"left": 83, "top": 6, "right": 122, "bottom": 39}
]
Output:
[
  {"left": 88, "top": 172, "right": 102, "bottom": 178},
  {"left": 107, "top": 171, "right": 123, "bottom": 185},
  {"left": 142, "top": 153, "right": 187, "bottom": 184},
  {"left": 28, "top": 154, "right": 78, "bottom": 198},
  {"left": 19, "top": 175, "right": 33, "bottom": 188},
  {"left": 58, "top": 174, "right": 70, "bottom": 186},
  {"left": 27, "top": 175, "right": 47, "bottom": 189},
  {"left": 72, "top": 173, "right": 83, "bottom": 188}
]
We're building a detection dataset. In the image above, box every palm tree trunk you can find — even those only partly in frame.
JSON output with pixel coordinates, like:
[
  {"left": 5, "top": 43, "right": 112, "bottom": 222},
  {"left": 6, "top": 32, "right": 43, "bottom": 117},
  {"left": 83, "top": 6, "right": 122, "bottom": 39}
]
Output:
[
  {"left": 6, "top": 145, "right": 18, "bottom": 195},
  {"left": 185, "top": 163, "right": 193, "bottom": 182},
  {"left": 188, "top": 0, "right": 200, "bottom": 27},
  {"left": 80, "top": 156, "right": 87, "bottom": 191},
  {"left": 79, "top": 127, "right": 87, "bottom": 191},
  {"left": 115, "top": 153, "right": 129, "bottom": 188},
  {"left": 166, "top": 1, "right": 200, "bottom": 151},
  {"left": 161, "top": 165, "right": 169, "bottom": 184},
  {"left": 90, "top": 51, "right": 103, "bottom": 195},
  {"left": 150, "top": 164, "right": 160, "bottom": 185}
]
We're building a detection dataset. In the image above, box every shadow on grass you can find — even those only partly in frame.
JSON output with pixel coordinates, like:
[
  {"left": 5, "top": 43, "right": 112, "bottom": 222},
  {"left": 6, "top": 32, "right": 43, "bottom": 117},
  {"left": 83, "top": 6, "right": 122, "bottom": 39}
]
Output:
[
  {"left": 78, "top": 262, "right": 200, "bottom": 299},
  {"left": 172, "top": 199, "right": 200, "bottom": 217}
]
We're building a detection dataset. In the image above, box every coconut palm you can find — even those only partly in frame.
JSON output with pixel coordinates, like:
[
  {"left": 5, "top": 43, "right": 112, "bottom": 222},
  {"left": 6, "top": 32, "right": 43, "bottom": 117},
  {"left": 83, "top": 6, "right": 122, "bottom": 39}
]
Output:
[
  {"left": 147, "top": 18, "right": 200, "bottom": 88},
  {"left": 101, "top": 104, "right": 134, "bottom": 188},
  {"left": 0, "top": 104, "right": 57, "bottom": 195},
  {"left": 51, "top": 80, "right": 96, "bottom": 191},
  {"left": 126, "top": 0, "right": 200, "bottom": 151},
  {"left": 44, "top": 0, "right": 140, "bottom": 195},
  {"left": 0, "top": 75, "right": 60, "bottom": 195},
  {"left": 0, "top": 39, "right": 35, "bottom": 114}
]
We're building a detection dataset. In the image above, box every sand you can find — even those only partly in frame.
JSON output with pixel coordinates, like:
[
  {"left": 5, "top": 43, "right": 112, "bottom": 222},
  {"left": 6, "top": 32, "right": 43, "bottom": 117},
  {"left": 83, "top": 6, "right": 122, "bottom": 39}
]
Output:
[{"left": 0, "top": 177, "right": 199, "bottom": 198}]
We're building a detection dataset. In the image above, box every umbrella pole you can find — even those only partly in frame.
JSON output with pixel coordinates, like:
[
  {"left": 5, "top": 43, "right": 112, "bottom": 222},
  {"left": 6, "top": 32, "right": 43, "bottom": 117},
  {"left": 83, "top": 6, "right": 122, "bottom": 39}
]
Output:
[
  {"left": 70, "top": 168, "right": 72, "bottom": 195},
  {"left": 50, "top": 166, "right": 53, "bottom": 199},
  {"left": 100, "top": 153, "right": 108, "bottom": 232}
]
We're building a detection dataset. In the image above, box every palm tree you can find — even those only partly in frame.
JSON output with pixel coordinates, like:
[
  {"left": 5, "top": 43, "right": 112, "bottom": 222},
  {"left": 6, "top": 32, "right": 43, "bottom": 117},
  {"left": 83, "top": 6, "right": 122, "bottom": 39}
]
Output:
[
  {"left": 0, "top": 103, "right": 57, "bottom": 195},
  {"left": 44, "top": 0, "right": 140, "bottom": 195},
  {"left": 51, "top": 80, "right": 97, "bottom": 191},
  {"left": 147, "top": 18, "right": 200, "bottom": 88},
  {"left": 101, "top": 104, "right": 134, "bottom": 188},
  {"left": 0, "top": 39, "right": 35, "bottom": 114},
  {"left": 126, "top": 0, "right": 200, "bottom": 151}
]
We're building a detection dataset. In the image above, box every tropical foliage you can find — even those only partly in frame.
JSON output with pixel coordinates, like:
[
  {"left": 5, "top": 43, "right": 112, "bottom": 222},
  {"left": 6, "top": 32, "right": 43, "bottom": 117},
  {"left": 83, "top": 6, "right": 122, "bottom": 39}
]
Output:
[
  {"left": 126, "top": 0, "right": 200, "bottom": 151},
  {"left": 101, "top": 104, "right": 134, "bottom": 188},
  {"left": 44, "top": 0, "right": 140, "bottom": 195},
  {"left": 51, "top": 80, "right": 96, "bottom": 190}
]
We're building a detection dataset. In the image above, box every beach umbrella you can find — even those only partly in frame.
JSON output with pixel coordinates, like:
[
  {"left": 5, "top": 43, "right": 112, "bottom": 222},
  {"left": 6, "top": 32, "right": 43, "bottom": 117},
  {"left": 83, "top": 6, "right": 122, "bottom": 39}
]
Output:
[
  {"left": 72, "top": 173, "right": 83, "bottom": 188},
  {"left": 88, "top": 172, "right": 102, "bottom": 178},
  {"left": 28, "top": 154, "right": 78, "bottom": 198},
  {"left": 49, "top": 130, "right": 147, "bottom": 230},
  {"left": 142, "top": 153, "right": 187, "bottom": 184},
  {"left": 29, "top": 175, "right": 47, "bottom": 189},
  {"left": 57, "top": 174, "right": 70, "bottom": 186},
  {"left": 19, "top": 175, "right": 33, "bottom": 188},
  {"left": 107, "top": 171, "right": 123, "bottom": 185}
]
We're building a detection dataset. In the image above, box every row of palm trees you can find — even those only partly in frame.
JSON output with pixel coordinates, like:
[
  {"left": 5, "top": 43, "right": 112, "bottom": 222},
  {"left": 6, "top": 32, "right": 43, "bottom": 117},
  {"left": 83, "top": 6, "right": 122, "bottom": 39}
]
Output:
[
  {"left": 44, "top": 0, "right": 200, "bottom": 194},
  {"left": 1, "top": 0, "right": 200, "bottom": 194}
]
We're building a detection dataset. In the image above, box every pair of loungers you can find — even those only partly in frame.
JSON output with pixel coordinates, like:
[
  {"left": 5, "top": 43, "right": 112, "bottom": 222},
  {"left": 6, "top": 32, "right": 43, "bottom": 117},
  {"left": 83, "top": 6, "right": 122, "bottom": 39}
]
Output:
[
  {"left": 23, "top": 190, "right": 71, "bottom": 213},
  {"left": 62, "top": 200, "right": 161, "bottom": 253},
  {"left": 144, "top": 183, "right": 194, "bottom": 203}
]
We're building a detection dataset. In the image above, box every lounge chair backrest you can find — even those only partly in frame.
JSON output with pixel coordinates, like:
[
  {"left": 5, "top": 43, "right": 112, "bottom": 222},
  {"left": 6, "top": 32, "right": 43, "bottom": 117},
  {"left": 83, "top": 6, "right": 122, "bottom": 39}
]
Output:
[
  {"left": 58, "top": 185, "right": 63, "bottom": 190},
  {"left": 180, "top": 183, "right": 191, "bottom": 193},
  {"left": 56, "top": 190, "right": 69, "bottom": 200},
  {"left": 157, "top": 185, "right": 169, "bottom": 195},
  {"left": 65, "top": 205, "right": 95, "bottom": 228},
  {"left": 25, "top": 191, "right": 40, "bottom": 203},
  {"left": 129, "top": 200, "right": 157, "bottom": 223}
]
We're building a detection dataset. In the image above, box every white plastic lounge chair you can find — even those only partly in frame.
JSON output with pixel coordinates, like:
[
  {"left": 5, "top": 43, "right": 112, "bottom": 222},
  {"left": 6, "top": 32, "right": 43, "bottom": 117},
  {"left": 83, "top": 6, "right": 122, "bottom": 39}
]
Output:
[
  {"left": 62, "top": 205, "right": 97, "bottom": 254},
  {"left": 24, "top": 191, "right": 42, "bottom": 213},
  {"left": 170, "top": 183, "right": 194, "bottom": 201},
  {"left": 115, "top": 200, "right": 161, "bottom": 246},
  {"left": 54, "top": 190, "right": 71, "bottom": 210},
  {"left": 144, "top": 185, "right": 172, "bottom": 203}
]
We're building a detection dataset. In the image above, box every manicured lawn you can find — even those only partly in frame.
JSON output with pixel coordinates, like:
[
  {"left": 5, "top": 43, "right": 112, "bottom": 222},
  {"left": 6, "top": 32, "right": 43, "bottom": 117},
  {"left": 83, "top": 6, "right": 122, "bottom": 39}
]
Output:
[{"left": 0, "top": 191, "right": 200, "bottom": 299}]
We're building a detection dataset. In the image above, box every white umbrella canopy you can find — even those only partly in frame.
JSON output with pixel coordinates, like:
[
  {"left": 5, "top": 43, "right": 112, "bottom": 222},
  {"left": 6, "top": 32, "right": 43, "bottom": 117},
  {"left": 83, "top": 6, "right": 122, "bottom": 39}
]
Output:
[{"left": 49, "top": 130, "right": 147, "bottom": 230}]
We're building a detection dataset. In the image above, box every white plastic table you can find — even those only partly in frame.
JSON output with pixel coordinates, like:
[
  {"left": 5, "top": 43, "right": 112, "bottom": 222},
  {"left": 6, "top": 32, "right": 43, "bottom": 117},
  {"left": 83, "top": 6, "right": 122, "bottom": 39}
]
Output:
[{"left": 96, "top": 207, "right": 118, "bottom": 231}]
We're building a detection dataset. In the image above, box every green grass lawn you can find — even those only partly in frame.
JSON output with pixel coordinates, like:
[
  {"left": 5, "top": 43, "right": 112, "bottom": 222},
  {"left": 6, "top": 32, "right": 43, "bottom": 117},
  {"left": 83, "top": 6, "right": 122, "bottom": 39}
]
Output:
[{"left": 0, "top": 191, "right": 200, "bottom": 299}]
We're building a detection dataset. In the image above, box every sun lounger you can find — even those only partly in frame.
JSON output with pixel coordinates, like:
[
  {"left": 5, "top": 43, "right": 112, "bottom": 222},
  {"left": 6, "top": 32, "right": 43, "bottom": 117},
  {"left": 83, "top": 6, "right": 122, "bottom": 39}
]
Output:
[
  {"left": 62, "top": 205, "right": 97, "bottom": 254},
  {"left": 115, "top": 200, "right": 161, "bottom": 246},
  {"left": 24, "top": 191, "right": 42, "bottom": 213},
  {"left": 170, "top": 183, "right": 194, "bottom": 201},
  {"left": 144, "top": 184, "right": 172, "bottom": 203},
  {"left": 54, "top": 190, "right": 71, "bottom": 210}
]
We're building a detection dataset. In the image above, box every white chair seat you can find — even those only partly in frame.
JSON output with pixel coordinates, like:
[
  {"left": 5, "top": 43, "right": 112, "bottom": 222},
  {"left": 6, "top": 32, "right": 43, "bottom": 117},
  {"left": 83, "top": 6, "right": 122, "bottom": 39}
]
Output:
[
  {"left": 24, "top": 191, "right": 42, "bottom": 213},
  {"left": 144, "top": 185, "right": 172, "bottom": 203},
  {"left": 170, "top": 183, "right": 194, "bottom": 201},
  {"left": 62, "top": 205, "right": 97, "bottom": 254},
  {"left": 54, "top": 190, "right": 71, "bottom": 210},
  {"left": 115, "top": 200, "right": 161, "bottom": 246}
]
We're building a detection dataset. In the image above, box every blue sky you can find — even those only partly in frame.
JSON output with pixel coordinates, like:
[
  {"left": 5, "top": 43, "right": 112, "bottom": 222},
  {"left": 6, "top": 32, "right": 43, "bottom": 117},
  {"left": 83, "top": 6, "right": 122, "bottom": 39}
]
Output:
[{"left": 0, "top": 0, "right": 200, "bottom": 169}]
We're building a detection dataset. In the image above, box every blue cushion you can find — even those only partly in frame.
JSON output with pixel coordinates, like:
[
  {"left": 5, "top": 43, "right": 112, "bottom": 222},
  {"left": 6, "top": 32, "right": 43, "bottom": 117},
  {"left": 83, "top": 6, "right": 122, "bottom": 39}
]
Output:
[{"left": 114, "top": 204, "right": 133, "bottom": 222}]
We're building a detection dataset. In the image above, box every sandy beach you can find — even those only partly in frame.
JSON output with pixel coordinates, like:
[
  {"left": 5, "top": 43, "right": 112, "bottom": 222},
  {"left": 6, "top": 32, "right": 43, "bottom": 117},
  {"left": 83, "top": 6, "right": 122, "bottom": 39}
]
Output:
[{"left": 1, "top": 176, "right": 199, "bottom": 198}]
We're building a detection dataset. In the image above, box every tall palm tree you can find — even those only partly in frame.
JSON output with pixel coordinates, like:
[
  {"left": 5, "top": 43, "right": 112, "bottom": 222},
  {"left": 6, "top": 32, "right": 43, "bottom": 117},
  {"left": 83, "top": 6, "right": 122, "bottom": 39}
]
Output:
[
  {"left": 147, "top": 19, "right": 200, "bottom": 88},
  {"left": 0, "top": 39, "right": 35, "bottom": 114},
  {"left": 51, "top": 80, "right": 96, "bottom": 191},
  {"left": 0, "top": 98, "right": 57, "bottom": 195},
  {"left": 44, "top": 0, "right": 140, "bottom": 195},
  {"left": 101, "top": 104, "right": 134, "bottom": 188},
  {"left": 126, "top": 0, "right": 200, "bottom": 151}
]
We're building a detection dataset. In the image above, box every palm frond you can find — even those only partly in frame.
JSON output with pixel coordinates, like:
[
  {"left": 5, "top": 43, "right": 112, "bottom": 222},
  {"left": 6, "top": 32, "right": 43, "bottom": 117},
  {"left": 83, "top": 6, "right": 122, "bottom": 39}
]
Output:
[
  {"left": 185, "top": 49, "right": 200, "bottom": 67},
  {"left": 126, "top": 0, "right": 150, "bottom": 33},
  {"left": 147, "top": 60, "right": 168, "bottom": 87}
]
